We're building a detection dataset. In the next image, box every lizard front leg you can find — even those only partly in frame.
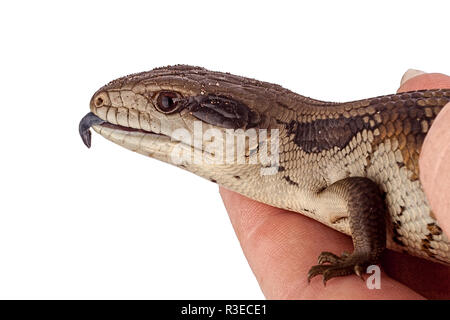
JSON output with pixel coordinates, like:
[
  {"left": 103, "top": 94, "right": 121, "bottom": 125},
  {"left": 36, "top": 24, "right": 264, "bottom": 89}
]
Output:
[{"left": 308, "top": 177, "right": 387, "bottom": 285}]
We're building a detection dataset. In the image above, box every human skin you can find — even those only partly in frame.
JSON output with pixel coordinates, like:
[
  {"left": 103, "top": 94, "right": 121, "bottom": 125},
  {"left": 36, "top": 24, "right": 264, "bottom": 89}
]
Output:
[{"left": 219, "top": 71, "right": 450, "bottom": 299}]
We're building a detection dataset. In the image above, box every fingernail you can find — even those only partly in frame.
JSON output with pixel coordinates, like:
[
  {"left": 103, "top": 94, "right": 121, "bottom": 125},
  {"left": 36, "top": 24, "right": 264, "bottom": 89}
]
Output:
[{"left": 400, "top": 69, "right": 426, "bottom": 86}]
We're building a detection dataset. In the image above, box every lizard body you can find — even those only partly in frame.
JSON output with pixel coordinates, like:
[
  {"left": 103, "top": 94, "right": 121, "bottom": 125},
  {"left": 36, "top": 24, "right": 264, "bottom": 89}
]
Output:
[{"left": 79, "top": 65, "right": 450, "bottom": 282}]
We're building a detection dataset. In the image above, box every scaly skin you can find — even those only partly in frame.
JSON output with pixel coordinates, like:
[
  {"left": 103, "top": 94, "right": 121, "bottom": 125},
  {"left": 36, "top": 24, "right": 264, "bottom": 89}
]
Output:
[{"left": 79, "top": 65, "right": 450, "bottom": 282}]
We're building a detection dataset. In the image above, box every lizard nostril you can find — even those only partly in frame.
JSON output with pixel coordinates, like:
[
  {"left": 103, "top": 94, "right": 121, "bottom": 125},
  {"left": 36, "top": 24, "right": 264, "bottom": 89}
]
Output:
[{"left": 90, "top": 91, "right": 110, "bottom": 112}]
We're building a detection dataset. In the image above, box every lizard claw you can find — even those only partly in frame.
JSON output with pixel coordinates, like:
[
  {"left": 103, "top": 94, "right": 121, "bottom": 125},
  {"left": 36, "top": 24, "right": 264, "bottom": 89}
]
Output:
[{"left": 307, "top": 251, "right": 373, "bottom": 285}]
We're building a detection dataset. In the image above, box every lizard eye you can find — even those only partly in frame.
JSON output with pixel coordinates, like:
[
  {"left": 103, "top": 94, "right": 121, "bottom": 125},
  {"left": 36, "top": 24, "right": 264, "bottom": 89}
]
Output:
[{"left": 156, "top": 91, "right": 180, "bottom": 113}]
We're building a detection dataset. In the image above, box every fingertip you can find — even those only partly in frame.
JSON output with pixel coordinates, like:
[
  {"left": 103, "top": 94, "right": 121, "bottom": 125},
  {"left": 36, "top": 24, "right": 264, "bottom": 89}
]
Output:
[{"left": 400, "top": 69, "right": 425, "bottom": 87}]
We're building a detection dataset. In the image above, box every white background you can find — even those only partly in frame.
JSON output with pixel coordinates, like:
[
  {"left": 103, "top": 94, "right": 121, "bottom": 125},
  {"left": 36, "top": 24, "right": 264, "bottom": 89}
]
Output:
[{"left": 0, "top": 0, "right": 449, "bottom": 299}]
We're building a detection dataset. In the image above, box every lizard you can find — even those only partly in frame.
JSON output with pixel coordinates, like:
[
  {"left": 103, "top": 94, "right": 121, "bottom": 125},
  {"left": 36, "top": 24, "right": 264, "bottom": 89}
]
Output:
[{"left": 79, "top": 65, "right": 450, "bottom": 284}]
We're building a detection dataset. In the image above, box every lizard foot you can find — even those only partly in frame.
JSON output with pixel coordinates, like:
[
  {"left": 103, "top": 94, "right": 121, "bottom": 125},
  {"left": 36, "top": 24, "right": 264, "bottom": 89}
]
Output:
[
  {"left": 307, "top": 251, "right": 370, "bottom": 285},
  {"left": 308, "top": 177, "right": 387, "bottom": 285}
]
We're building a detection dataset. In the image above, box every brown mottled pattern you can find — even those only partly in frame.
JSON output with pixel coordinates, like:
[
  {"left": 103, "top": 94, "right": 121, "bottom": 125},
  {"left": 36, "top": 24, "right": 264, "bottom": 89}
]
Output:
[
  {"left": 287, "top": 90, "right": 450, "bottom": 181},
  {"left": 278, "top": 89, "right": 450, "bottom": 263}
]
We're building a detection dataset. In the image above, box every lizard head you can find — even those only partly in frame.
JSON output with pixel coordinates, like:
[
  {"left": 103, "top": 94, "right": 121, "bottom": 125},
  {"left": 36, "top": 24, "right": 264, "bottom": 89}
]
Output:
[{"left": 79, "top": 65, "right": 283, "bottom": 173}]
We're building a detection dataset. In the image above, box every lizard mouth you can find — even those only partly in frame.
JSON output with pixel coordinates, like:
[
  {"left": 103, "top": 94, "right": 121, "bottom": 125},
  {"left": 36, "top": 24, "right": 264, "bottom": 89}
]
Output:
[{"left": 79, "top": 112, "right": 166, "bottom": 148}]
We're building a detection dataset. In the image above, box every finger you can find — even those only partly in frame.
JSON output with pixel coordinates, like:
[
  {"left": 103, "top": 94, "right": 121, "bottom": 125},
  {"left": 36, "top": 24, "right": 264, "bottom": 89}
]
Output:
[
  {"left": 419, "top": 101, "right": 450, "bottom": 235},
  {"left": 220, "top": 187, "right": 423, "bottom": 299}
]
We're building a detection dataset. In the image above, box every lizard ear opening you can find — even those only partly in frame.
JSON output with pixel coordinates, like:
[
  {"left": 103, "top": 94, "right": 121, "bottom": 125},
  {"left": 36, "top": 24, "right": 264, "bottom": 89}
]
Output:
[{"left": 184, "top": 95, "right": 260, "bottom": 129}]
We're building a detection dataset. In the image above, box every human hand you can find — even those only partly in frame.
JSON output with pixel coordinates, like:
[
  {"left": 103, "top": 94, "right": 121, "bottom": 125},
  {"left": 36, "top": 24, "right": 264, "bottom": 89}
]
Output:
[{"left": 219, "top": 70, "right": 450, "bottom": 299}]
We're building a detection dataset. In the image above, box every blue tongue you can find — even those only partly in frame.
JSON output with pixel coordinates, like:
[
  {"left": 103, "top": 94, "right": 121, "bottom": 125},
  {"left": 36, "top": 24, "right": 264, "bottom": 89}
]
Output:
[{"left": 79, "top": 112, "right": 104, "bottom": 148}]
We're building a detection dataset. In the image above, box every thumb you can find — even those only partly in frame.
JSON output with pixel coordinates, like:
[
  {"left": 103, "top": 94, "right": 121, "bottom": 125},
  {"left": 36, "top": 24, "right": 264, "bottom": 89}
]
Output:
[
  {"left": 398, "top": 69, "right": 450, "bottom": 236},
  {"left": 419, "top": 101, "right": 450, "bottom": 236}
]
